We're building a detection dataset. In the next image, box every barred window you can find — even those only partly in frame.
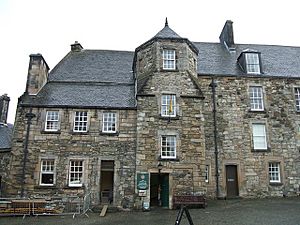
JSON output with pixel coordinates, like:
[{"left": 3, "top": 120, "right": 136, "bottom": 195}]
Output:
[
  {"left": 102, "top": 112, "right": 117, "bottom": 133},
  {"left": 161, "top": 136, "right": 176, "bottom": 159},
  {"left": 73, "top": 111, "right": 88, "bottom": 132},
  {"left": 45, "top": 111, "right": 59, "bottom": 131},
  {"left": 163, "top": 50, "right": 176, "bottom": 70},
  {"left": 40, "top": 159, "right": 55, "bottom": 186},
  {"left": 69, "top": 160, "right": 83, "bottom": 187}
]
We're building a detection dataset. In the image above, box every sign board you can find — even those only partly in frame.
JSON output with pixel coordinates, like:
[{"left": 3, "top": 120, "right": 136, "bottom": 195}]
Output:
[
  {"left": 137, "top": 172, "right": 149, "bottom": 190},
  {"left": 138, "top": 190, "right": 147, "bottom": 197}
]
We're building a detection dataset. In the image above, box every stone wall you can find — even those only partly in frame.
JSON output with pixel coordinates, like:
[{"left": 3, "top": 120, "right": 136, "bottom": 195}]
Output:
[
  {"left": 135, "top": 39, "right": 206, "bottom": 208},
  {"left": 199, "top": 76, "right": 300, "bottom": 198},
  {"left": 8, "top": 106, "right": 137, "bottom": 207}
]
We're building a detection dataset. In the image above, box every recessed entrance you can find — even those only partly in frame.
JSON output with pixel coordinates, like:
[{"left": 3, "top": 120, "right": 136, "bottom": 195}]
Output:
[
  {"left": 150, "top": 173, "right": 169, "bottom": 207},
  {"left": 226, "top": 165, "right": 239, "bottom": 198},
  {"left": 100, "top": 160, "right": 114, "bottom": 203}
]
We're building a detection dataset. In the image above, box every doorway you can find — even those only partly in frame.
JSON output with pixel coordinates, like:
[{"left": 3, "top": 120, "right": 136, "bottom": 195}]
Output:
[
  {"left": 226, "top": 165, "right": 239, "bottom": 198},
  {"left": 150, "top": 173, "right": 169, "bottom": 207},
  {"left": 100, "top": 160, "right": 114, "bottom": 203}
]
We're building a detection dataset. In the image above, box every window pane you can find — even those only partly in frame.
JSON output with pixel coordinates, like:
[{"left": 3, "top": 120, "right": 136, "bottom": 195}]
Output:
[
  {"left": 249, "top": 86, "right": 264, "bottom": 110},
  {"left": 45, "top": 111, "right": 59, "bottom": 131},
  {"left": 73, "top": 111, "right": 88, "bottom": 132},
  {"left": 295, "top": 88, "right": 300, "bottom": 111},
  {"left": 252, "top": 124, "right": 267, "bottom": 150},
  {"left": 245, "top": 53, "right": 260, "bottom": 74},
  {"left": 161, "top": 95, "right": 176, "bottom": 117},
  {"left": 40, "top": 160, "right": 55, "bottom": 185},
  {"left": 161, "top": 136, "right": 176, "bottom": 159},
  {"left": 163, "top": 50, "right": 176, "bottom": 70},
  {"left": 269, "top": 162, "right": 280, "bottom": 182},
  {"left": 69, "top": 160, "right": 83, "bottom": 186},
  {"left": 103, "top": 112, "right": 117, "bottom": 132}
]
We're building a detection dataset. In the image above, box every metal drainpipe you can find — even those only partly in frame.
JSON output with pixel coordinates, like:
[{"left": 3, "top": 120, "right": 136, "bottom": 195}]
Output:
[
  {"left": 20, "top": 108, "right": 35, "bottom": 198},
  {"left": 210, "top": 78, "right": 220, "bottom": 199}
]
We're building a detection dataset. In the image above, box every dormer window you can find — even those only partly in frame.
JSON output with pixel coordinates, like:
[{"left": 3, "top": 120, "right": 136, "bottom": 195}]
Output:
[
  {"left": 163, "top": 49, "right": 176, "bottom": 70},
  {"left": 245, "top": 53, "right": 260, "bottom": 74},
  {"left": 238, "top": 50, "right": 262, "bottom": 74}
]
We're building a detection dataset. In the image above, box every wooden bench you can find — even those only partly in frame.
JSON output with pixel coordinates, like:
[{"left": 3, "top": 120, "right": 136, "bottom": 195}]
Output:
[{"left": 173, "top": 195, "right": 207, "bottom": 209}]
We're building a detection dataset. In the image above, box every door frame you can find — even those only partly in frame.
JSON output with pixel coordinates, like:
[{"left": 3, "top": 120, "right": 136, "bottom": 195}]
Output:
[{"left": 225, "top": 164, "right": 239, "bottom": 198}]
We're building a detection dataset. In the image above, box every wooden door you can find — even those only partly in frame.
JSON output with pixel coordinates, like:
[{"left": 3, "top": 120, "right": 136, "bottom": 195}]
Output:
[
  {"left": 226, "top": 165, "right": 239, "bottom": 198},
  {"left": 161, "top": 174, "right": 169, "bottom": 207}
]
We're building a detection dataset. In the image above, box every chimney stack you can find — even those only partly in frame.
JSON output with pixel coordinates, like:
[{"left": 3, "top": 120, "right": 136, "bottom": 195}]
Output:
[
  {"left": 71, "top": 41, "right": 83, "bottom": 52},
  {"left": 219, "top": 20, "right": 235, "bottom": 51},
  {"left": 26, "top": 54, "right": 49, "bottom": 95},
  {"left": 0, "top": 94, "right": 10, "bottom": 124}
]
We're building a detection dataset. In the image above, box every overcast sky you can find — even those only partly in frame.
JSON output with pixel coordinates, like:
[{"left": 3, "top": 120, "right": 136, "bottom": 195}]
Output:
[{"left": 1, "top": 0, "right": 300, "bottom": 124}]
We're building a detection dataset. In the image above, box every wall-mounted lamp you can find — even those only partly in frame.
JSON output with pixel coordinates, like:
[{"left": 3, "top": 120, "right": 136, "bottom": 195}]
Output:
[{"left": 158, "top": 162, "right": 163, "bottom": 174}]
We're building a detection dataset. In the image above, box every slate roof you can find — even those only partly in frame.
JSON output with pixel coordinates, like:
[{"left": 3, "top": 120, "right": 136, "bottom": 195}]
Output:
[
  {"left": 195, "top": 42, "right": 300, "bottom": 77},
  {"left": 0, "top": 123, "right": 13, "bottom": 151},
  {"left": 20, "top": 50, "right": 136, "bottom": 109},
  {"left": 20, "top": 26, "right": 300, "bottom": 108},
  {"left": 153, "top": 23, "right": 182, "bottom": 39}
]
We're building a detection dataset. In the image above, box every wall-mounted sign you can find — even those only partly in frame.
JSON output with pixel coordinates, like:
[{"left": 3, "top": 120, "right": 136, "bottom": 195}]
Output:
[{"left": 137, "top": 172, "right": 149, "bottom": 190}]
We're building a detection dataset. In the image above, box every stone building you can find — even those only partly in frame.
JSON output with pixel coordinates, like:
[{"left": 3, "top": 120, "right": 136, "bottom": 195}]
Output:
[
  {"left": 0, "top": 94, "right": 13, "bottom": 196},
  {"left": 7, "top": 20, "right": 300, "bottom": 209}
]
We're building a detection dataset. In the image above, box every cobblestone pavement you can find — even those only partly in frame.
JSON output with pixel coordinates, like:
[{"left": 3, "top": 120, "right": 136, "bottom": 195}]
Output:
[{"left": 0, "top": 197, "right": 299, "bottom": 225}]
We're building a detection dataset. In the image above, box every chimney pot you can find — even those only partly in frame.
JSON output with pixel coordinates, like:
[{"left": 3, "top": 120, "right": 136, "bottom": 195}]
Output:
[
  {"left": 0, "top": 94, "right": 10, "bottom": 124},
  {"left": 71, "top": 41, "right": 83, "bottom": 52}
]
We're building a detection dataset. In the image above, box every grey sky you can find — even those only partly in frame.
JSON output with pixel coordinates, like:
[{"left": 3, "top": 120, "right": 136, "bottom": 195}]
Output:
[{"left": 1, "top": 0, "right": 300, "bottom": 124}]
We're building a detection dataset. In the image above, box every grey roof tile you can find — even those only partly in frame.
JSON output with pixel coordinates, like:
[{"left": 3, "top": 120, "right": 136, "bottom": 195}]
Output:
[
  {"left": 21, "top": 41, "right": 300, "bottom": 109},
  {"left": 195, "top": 42, "right": 300, "bottom": 77},
  {"left": 153, "top": 24, "right": 182, "bottom": 39},
  {"left": 22, "top": 82, "right": 136, "bottom": 108},
  {"left": 0, "top": 124, "right": 13, "bottom": 150}
]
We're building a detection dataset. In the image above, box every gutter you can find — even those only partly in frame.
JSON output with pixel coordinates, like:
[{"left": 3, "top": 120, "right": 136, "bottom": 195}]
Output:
[
  {"left": 20, "top": 108, "right": 35, "bottom": 197},
  {"left": 209, "top": 78, "right": 220, "bottom": 199}
]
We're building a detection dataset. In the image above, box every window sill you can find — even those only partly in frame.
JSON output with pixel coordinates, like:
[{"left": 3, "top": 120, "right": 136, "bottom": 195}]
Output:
[
  {"left": 158, "top": 157, "right": 179, "bottom": 162},
  {"left": 70, "top": 131, "right": 89, "bottom": 135},
  {"left": 161, "top": 69, "right": 179, "bottom": 72},
  {"left": 67, "top": 185, "right": 84, "bottom": 189},
  {"left": 269, "top": 182, "right": 283, "bottom": 186},
  {"left": 35, "top": 185, "right": 57, "bottom": 189},
  {"left": 41, "top": 130, "right": 61, "bottom": 134},
  {"left": 159, "top": 115, "right": 180, "bottom": 120},
  {"left": 248, "top": 109, "right": 266, "bottom": 113},
  {"left": 251, "top": 148, "right": 270, "bottom": 152},
  {"left": 100, "top": 131, "right": 119, "bottom": 136}
]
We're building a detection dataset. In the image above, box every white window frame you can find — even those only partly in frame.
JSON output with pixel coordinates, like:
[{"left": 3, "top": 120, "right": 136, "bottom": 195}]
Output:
[
  {"left": 161, "top": 135, "right": 176, "bottom": 159},
  {"left": 252, "top": 123, "right": 267, "bottom": 150},
  {"left": 163, "top": 49, "right": 176, "bottom": 70},
  {"left": 161, "top": 94, "right": 176, "bottom": 117},
  {"left": 269, "top": 162, "right": 281, "bottom": 183},
  {"left": 249, "top": 86, "right": 264, "bottom": 111},
  {"left": 205, "top": 165, "right": 209, "bottom": 183},
  {"left": 69, "top": 160, "right": 84, "bottom": 187},
  {"left": 40, "top": 159, "right": 55, "bottom": 186},
  {"left": 295, "top": 88, "right": 300, "bottom": 111},
  {"left": 73, "top": 111, "right": 88, "bottom": 132},
  {"left": 45, "top": 111, "right": 59, "bottom": 131},
  {"left": 102, "top": 112, "right": 117, "bottom": 133},
  {"left": 245, "top": 53, "right": 260, "bottom": 74}
]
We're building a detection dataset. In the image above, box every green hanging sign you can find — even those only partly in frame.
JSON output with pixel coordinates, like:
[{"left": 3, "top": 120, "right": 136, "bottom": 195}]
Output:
[{"left": 137, "top": 172, "right": 149, "bottom": 190}]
